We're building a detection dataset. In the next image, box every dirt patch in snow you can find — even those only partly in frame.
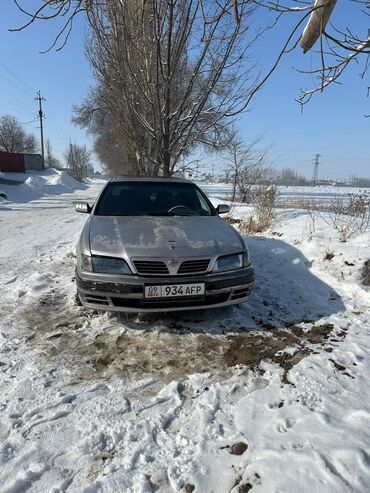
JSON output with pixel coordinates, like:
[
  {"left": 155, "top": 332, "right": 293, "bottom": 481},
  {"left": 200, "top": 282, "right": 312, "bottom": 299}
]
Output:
[
  {"left": 21, "top": 292, "right": 347, "bottom": 385},
  {"left": 22, "top": 292, "right": 89, "bottom": 333},
  {"left": 224, "top": 323, "right": 337, "bottom": 384}
]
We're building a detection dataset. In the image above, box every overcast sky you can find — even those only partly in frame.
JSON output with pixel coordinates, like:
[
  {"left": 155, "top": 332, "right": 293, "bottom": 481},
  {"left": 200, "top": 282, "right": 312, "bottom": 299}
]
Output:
[{"left": 1, "top": 2, "right": 369, "bottom": 179}]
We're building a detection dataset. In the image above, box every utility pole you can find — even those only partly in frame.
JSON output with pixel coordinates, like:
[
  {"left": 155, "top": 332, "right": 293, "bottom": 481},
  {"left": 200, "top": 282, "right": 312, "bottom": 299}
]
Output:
[
  {"left": 312, "top": 153, "right": 321, "bottom": 186},
  {"left": 35, "top": 91, "right": 45, "bottom": 169},
  {"left": 68, "top": 139, "right": 77, "bottom": 179},
  {"left": 69, "top": 139, "right": 73, "bottom": 176}
]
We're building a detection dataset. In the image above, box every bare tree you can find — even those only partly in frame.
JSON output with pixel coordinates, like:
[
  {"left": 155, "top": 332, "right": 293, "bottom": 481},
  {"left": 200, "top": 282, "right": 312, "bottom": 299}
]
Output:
[
  {"left": 45, "top": 139, "right": 62, "bottom": 169},
  {"left": 10, "top": 0, "right": 87, "bottom": 53},
  {"left": 11, "top": 0, "right": 370, "bottom": 117},
  {"left": 223, "top": 134, "right": 270, "bottom": 202},
  {"left": 73, "top": 87, "right": 130, "bottom": 176},
  {"left": 0, "top": 115, "right": 38, "bottom": 153},
  {"left": 298, "top": 0, "right": 370, "bottom": 105},
  {"left": 250, "top": 0, "right": 370, "bottom": 107},
  {"left": 277, "top": 168, "right": 308, "bottom": 186},
  {"left": 350, "top": 176, "right": 370, "bottom": 188},
  {"left": 12, "top": 0, "right": 261, "bottom": 176},
  {"left": 65, "top": 143, "right": 91, "bottom": 181},
  {"left": 84, "top": 0, "right": 259, "bottom": 176}
]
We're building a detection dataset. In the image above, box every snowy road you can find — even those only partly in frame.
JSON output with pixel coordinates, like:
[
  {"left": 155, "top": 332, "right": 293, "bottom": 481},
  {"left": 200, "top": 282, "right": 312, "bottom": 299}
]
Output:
[
  {"left": 1, "top": 177, "right": 370, "bottom": 492},
  {"left": 0, "top": 181, "right": 101, "bottom": 272}
]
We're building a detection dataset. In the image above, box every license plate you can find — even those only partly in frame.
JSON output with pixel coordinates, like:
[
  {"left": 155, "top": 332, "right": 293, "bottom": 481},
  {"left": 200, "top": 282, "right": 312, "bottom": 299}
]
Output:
[{"left": 144, "top": 283, "right": 205, "bottom": 299}]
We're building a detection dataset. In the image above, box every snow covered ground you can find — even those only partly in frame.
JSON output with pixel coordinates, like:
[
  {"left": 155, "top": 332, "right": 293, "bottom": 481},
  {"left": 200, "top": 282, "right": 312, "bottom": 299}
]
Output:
[
  {"left": 199, "top": 182, "right": 370, "bottom": 208},
  {"left": 0, "top": 173, "right": 369, "bottom": 492}
]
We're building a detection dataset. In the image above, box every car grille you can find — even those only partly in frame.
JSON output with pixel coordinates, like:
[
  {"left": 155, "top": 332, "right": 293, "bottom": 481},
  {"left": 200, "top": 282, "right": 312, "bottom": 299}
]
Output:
[
  {"left": 133, "top": 258, "right": 211, "bottom": 275},
  {"left": 178, "top": 259, "right": 210, "bottom": 274},
  {"left": 133, "top": 260, "right": 169, "bottom": 275}
]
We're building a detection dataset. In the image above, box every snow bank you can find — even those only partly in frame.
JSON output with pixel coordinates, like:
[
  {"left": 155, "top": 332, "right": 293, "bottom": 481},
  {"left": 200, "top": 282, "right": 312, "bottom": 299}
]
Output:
[
  {"left": 47, "top": 169, "right": 83, "bottom": 189},
  {"left": 24, "top": 175, "right": 47, "bottom": 189},
  {"left": 0, "top": 168, "right": 85, "bottom": 204}
]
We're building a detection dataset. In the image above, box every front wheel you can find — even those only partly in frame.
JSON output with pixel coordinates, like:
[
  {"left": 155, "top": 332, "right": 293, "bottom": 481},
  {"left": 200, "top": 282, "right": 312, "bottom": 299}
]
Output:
[{"left": 75, "top": 291, "right": 83, "bottom": 306}]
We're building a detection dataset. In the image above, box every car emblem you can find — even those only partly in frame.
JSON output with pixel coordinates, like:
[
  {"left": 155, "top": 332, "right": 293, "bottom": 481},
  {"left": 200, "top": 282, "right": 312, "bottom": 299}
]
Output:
[
  {"left": 168, "top": 240, "right": 176, "bottom": 250},
  {"left": 167, "top": 259, "right": 180, "bottom": 267}
]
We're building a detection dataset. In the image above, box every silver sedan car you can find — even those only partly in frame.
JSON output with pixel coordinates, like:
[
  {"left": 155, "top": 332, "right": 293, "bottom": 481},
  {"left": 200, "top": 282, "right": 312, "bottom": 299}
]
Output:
[{"left": 75, "top": 177, "right": 254, "bottom": 312}]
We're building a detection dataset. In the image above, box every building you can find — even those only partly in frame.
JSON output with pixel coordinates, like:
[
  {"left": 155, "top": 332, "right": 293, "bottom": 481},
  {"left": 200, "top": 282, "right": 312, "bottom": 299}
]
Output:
[{"left": 0, "top": 152, "right": 44, "bottom": 172}]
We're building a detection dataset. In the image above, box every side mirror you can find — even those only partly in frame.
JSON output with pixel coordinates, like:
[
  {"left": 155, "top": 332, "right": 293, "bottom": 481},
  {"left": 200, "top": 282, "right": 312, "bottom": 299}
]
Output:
[
  {"left": 216, "top": 204, "right": 230, "bottom": 214},
  {"left": 75, "top": 202, "right": 92, "bottom": 214}
]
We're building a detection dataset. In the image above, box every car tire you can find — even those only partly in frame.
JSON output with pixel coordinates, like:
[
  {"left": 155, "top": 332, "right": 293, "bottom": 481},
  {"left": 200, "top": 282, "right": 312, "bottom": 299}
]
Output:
[{"left": 75, "top": 291, "right": 83, "bottom": 306}]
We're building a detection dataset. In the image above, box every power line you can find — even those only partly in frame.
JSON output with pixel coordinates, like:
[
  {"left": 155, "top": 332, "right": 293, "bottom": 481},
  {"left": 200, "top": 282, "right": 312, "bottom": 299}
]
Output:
[
  {"left": 320, "top": 158, "right": 369, "bottom": 162},
  {"left": 0, "top": 61, "right": 36, "bottom": 97},
  {"left": 45, "top": 101, "right": 68, "bottom": 140},
  {"left": 0, "top": 85, "right": 34, "bottom": 106},
  {"left": 20, "top": 119, "right": 39, "bottom": 125},
  {"left": 0, "top": 72, "right": 36, "bottom": 105},
  {"left": 0, "top": 102, "right": 35, "bottom": 121},
  {"left": 0, "top": 64, "right": 67, "bottom": 150},
  {"left": 0, "top": 88, "right": 36, "bottom": 115},
  {"left": 0, "top": 61, "right": 68, "bottom": 144},
  {"left": 301, "top": 157, "right": 369, "bottom": 163}
]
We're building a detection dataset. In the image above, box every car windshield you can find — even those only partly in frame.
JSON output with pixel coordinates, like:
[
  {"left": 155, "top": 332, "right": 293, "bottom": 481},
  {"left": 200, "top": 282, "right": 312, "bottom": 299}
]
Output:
[{"left": 95, "top": 181, "right": 214, "bottom": 217}]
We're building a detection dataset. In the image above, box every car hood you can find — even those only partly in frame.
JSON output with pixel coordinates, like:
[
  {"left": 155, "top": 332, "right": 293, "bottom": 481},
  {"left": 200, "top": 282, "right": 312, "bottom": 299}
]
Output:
[{"left": 88, "top": 215, "right": 243, "bottom": 259}]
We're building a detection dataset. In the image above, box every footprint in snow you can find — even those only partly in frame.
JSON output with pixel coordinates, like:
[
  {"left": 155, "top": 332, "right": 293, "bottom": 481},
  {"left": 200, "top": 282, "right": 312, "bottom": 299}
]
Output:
[
  {"left": 5, "top": 275, "right": 18, "bottom": 285},
  {"left": 268, "top": 400, "right": 284, "bottom": 409},
  {"left": 237, "top": 473, "right": 262, "bottom": 492},
  {"left": 277, "top": 418, "right": 296, "bottom": 433}
]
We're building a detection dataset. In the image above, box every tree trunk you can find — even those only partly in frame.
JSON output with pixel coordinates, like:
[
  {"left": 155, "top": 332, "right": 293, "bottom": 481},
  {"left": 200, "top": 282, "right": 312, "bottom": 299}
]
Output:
[{"left": 300, "top": 0, "right": 337, "bottom": 53}]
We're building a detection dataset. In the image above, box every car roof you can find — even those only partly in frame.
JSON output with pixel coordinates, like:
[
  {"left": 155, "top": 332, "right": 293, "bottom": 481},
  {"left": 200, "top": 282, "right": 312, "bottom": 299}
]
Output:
[{"left": 109, "top": 176, "right": 192, "bottom": 184}]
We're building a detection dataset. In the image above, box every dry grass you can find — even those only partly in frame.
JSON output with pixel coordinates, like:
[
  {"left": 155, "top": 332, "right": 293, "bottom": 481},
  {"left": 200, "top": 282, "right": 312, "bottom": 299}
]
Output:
[
  {"left": 308, "top": 192, "right": 370, "bottom": 242},
  {"left": 253, "top": 185, "right": 277, "bottom": 231},
  {"left": 323, "top": 247, "right": 335, "bottom": 261},
  {"left": 238, "top": 217, "right": 263, "bottom": 235},
  {"left": 226, "top": 185, "right": 277, "bottom": 235},
  {"left": 361, "top": 260, "right": 370, "bottom": 287},
  {"left": 280, "top": 197, "right": 312, "bottom": 210}
]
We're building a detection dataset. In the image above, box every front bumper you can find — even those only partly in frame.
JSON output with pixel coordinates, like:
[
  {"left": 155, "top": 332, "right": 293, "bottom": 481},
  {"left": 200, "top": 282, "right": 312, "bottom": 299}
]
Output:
[{"left": 75, "top": 265, "right": 255, "bottom": 313}]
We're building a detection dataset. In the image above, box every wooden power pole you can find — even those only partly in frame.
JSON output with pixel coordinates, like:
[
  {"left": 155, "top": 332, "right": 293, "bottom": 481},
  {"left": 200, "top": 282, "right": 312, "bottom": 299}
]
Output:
[{"left": 36, "top": 91, "right": 45, "bottom": 169}]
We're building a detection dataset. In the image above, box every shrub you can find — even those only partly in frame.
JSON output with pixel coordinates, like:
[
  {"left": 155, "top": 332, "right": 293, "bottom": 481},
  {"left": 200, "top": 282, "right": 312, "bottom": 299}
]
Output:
[
  {"left": 227, "top": 185, "right": 277, "bottom": 235},
  {"left": 252, "top": 184, "right": 277, "bottom": 231},
  {"left": 308, "top": 191, "right": 370, "bottom": 242},
  {"left": 239, "top": 217, "right": 262, "bottom": 235}
]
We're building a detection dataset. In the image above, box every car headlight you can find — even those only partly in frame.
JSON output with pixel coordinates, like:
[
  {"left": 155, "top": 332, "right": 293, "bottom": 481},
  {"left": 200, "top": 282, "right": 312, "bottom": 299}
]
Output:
[
  {"left": 81, "top": 254, "right": 131, "bottom": 274},
  {"left": 81, "top": 253, "right": 93, "bottom": 272},
  {"left": 243, "top": 249, "right": 250, "bottom": 267},
  {"left": 213, "top": 253, "right": 243, "bottom": 272}
]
